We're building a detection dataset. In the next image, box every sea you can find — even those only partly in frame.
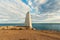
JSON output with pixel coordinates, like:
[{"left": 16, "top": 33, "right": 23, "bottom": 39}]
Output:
[{"left": 0, "top": 23, "right": 60, "bottom": 31}]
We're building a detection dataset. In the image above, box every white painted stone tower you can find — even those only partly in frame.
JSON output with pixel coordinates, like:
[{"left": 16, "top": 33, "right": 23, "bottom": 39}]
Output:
[{"left": 25, "top": 12, "right": 32, "bottom": 29}]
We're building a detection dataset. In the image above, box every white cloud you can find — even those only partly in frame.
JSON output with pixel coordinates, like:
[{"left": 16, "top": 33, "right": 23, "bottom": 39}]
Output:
[
  {"left": 31, "top": 11, "right": 60, "bottom": 23},
  {"left": 0, "top": 0, "right": 60, "bottom": 23},
  {"left": 0, "top": 0, "right": 30, "bottom": 23},
  {"left": 27, "top": 0, "right": 60, "bottom": 23},
  {"left": 38, "top": 0, "right": 48, "bottom": 4},
  {"left": 28, "top": 0, "right": 32, "bottom": 6}
]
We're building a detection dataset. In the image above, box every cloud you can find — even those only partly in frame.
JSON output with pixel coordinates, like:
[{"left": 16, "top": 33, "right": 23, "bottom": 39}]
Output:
[
  {"left": 0, "top": 0, "right": 60, "bottom": 23},
  {"left": 28, "top": 0, "right": 32, "bottom": 6},
  {"left": 0, "top": 0, "right": 30, "bottom": 23},
  {"left": 31, "top": 11, "right": 60, "bottom": 23},
  {"left": 26, "top": 0, "right": 60, "bottom": 23}
]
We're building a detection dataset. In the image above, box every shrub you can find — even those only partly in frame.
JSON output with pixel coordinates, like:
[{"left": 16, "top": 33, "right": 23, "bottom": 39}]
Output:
[
  {"left": 19, "top": 28, "right": 23, "bottom": 30},
  {"left": 10, "top": 28, "right": 16, "bottom": 30}
]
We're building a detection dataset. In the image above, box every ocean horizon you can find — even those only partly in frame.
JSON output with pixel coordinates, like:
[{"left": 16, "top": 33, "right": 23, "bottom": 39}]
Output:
[{"left": 0, "top": 23, "right": 60, "bottom": 31}]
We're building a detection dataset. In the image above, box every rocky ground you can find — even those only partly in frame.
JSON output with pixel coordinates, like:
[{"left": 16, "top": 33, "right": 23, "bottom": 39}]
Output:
[{"left": 0, "top": 30, "right": 60, "bottom": 40}]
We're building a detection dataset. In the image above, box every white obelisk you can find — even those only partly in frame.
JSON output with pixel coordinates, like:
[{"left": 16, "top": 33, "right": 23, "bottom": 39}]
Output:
[{"left": 25, "top": 12, "right": 32, "bottom": 29}]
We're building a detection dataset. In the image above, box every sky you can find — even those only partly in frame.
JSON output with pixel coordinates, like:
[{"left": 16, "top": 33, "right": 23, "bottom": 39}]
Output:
[{"left": 0, "top": 0, "right": 60, "bottom": 23}]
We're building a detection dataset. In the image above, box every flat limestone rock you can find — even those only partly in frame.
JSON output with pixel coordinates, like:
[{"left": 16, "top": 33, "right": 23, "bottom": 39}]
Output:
[{"left": 0, "top": 30, "right": 60, "bottom": 40}]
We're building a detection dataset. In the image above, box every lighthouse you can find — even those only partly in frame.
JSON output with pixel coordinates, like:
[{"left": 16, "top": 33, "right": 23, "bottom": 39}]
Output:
[{"left": 25, "top": 12, "right": 32, "bottom": 29}]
